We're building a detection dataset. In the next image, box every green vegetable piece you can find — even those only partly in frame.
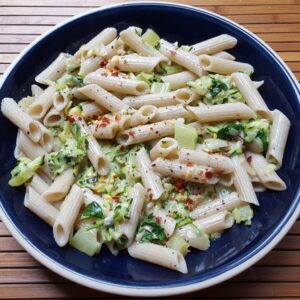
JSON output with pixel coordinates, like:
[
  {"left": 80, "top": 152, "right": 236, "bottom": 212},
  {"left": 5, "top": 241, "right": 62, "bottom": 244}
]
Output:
[
  {"left": 217, "top": 123, "right": 243, "bottom": 140},
  {"left": 142, "top": 29, "right": 160, "bottom": 47},
  {"left": 209, "top": 77, "right": 228, "bottom": 97},
  {"left": 175, "top": 123, "right": 198, "bottom": 149},
  {"left": 136, "top": 72, "right": 161, "bottom": 87},
  {"left": 69, "top": 228, "right": 101, "bottom": 256},
  {"left": 9, "top": 155, "right": 44, "bottom": 187},
  {"left": 160, "top": 62, "right": 183, "bottom": 75},
  {"left": 176, "top": 217, "right": 192, "bottom": 228},
  {"left": 81, "top": 201, "right": 103, "bottom": 219},
  {"left": 150, "top": 82, "right": 171, "bottom": 94},
  {"left": 166, "top": 236, "right": 189, "bottom": 256},
  {"left": 256, "top": 128, "right": 269, "bottom": 151},
  {"left": 232, "top": 205, "right": 254, "bottom": 225}
]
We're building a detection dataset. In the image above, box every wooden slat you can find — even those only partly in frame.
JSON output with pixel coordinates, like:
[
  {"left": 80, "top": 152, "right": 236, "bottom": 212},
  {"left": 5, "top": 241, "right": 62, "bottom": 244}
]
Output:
[
  {"left": 0, "top": 237, "right": 23, "bottom": 252},
  {"left": 257, "top": 33, "right": 300, "bottom": 42},
  {"left": 229, "top": 13, "right": 300, "bottom": 24},
  {"left": 0, "top": 222, "right": 10, "bottom": 236},
  {"left": 287, "top": 62, "right": 300, "bottom": 71},
  {"left": 0, "top": 34, "right": 37, "bottom": 43},
  {"left": 0, "top": 252, "right": 41, "bottom": 268},
  {"left": 269, "top": 42, "right": 300, "bottom": 52},
  {"left": 246, "top": 24, "right": 300, "bottom": 33},
  {"left": 0, "top": 44, "right": 26, "bottom": 53}
]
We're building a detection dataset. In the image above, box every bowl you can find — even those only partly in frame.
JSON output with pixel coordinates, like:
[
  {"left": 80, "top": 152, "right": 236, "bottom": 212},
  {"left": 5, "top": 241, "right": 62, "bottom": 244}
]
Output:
[{"left": 0, "top": 2, "right": 300, "bottom": 297}]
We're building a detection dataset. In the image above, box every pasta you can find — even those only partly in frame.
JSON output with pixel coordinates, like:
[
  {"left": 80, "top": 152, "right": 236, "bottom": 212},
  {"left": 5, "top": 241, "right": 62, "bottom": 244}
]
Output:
[{"left": 1, "top": 26, "right": 290, "bottom": 274}]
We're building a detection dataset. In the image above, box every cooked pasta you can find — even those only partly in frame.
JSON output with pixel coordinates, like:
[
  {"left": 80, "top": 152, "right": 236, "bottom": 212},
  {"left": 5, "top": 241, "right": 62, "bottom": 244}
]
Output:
[{"left": 0, "top": 27, "right": 290, "bottom": 274}]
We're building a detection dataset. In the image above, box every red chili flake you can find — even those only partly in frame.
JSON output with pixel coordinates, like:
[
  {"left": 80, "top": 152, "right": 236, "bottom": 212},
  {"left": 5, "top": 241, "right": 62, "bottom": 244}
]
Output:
[
  {"left": 78, "top": 116, "right": 82, "bottom": 121},
  {"left": 115, "top": 114, "right": 122, "bottom": 121},
  {"left": 100, "top": 59, "right": 108, "bottom": 67},
  {"left": 185, "top": 198, "right": 194, "bottom": 211},
  {"left": 148, "top": 192, "right": 153, "bottom": 201},
  {"left": 111, "top": 70, "right": 119, "bottom": 76},
  {"left": 186, "top": 162, "right": 193, "bottom": 167},
  {"left": 155, "top": 217, "right": 162, "bottom": 224},
  {"left": 170, "top": 50, "right": 176, "bottom": 56},
  {"left": 172, "top": 178, "right": 184, "bottom": 192},
  {"left": 246, "top": 156, "right": 252, "bottom": 163},
  {"left": 114, "top": 66, "right": 119, "bottom": 71},
  {"left": 100, "top": 122, "right": 108, "bottom": 128},
  {"left": 205, "top": 171, "right": 213, "bottom": 179},
  {"left": 128, "top": 131, "right": 135, "bottom": 137},
  {"left": 66, "top": 115, "right": 75, "bottom": 123},
  {"left": 112, "top": 195, "right": 120, "bottom": 202},
  {"left": 120, "top": 146, "right": 127, "bottom": 151},
  {"left": 102, "top": 116, "right": 110, "bottom": 123}
]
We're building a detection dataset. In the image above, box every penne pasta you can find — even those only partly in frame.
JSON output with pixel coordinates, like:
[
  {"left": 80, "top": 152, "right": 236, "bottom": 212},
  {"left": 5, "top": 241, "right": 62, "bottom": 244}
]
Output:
[
  {"left": 151, "top": 105, "right": 193, "bottom": 122},
  {"left": 43, "top": 107, "right": 64, "bottom": 127},
  {"left": 130, "top": 105, "right": 157, "bottom": 127},
  {"left": 39, "top": 124, "right": 54, "bottom": 153},
  {"left": 53, "top": 89, "right": 70, "bottom": 112},
  {"left": 89, "top": 121, "right": 119, "bottom": 139},
  {"left": 135, "top": 147, "right": 164, "bottom": 200},
  {"left": 161, "top": 71, "right": 198, "bottom": 90},
  {"left": 149, "top": 137, "right": 178, "bottom": 160},
  {"left": 212, "top": 51, "right": 235, "bottom": 60},
  {"left": 153, "top": 208, "right": 176, "bottom": 238},
  {"left": 266, "top": 109, "right": 290, "bottom": 168},
  {"left": 28, "top": 173, "right": 50, "bottom": 195},
  {"left": 81, "top": 101, "right": 108, "bottom": 119},
  {"left": 31, "top": 84, "right": 44, "bottom": 98},
  {"left": 187, "top": 102, "right": 256, "bottom": 123},
  {"left": 231, "top": 72, "right": 272, "bottom": 120},
  {"left": 128, "top": 242, "right": 187, "bottom": 274}
]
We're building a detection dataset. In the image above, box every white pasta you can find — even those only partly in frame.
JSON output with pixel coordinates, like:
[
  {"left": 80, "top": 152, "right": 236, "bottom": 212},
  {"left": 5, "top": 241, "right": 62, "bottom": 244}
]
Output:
[
  {"left": 43, "top": 168, "right": 75, "bottom": 202},
  {"left": 246, "top": 152, "right": 286, "bottom": 191},
  {"left": 153, "top": 208, "right": 176, "bottom": 237},
  {"left": 25, "top": 186, "right": 59, "bottom": 226},
  {"left": 28, "top": 173, "right": 50, "bottom": 195},
  {"left": 152, "top": 157, "right": 219, "bottom": 185},
  {"left": 130, "top": 105, "right": 157, "bottom": 127},
  {"left": 149, "top": 137, "right": 178, "bottom": 160},
  {"left": 53, "top": 184, "right": 84, "bottom": 247},
  {"left": 190, "top": 34, "right": 237, "bottom": 55},
  {"left": 53, "top": 89, "right": 70, "bottom": 112},
  {"left": 152, "top": 105, "right": 193, "bottom": 122},
  {"left": 190, "top": 192, "right": 243, "bottom": 219},
  {"left": 1, "top": 97, "right": 42, "bottom": 143},
  {"left": 81, "top": 101, "right": 108, "bottom": 119},
  {"left": 187, "top": 103, "right": 256, "bottom": 122},
  {"left": 43, "top": 107, "right": 64, "bottom": 127},
  {"left": 31, "top": 84, "right": 44, "bottom": 98},
  {"left": 35, "top": 53, "right": 70, "bottom": 85},
  {"left": 231, "top": 72, "right": 272, "bottom": 120},
  {"left": 161, "top": 71, "right": 198, "bottom": 90},
  {"left": 159, "top": 39, "right": 204, "bottom": 77},
  {"left": 231, "top": 155, "right": 259, "bottom": 206},
  {"left": 212, "top": 51, "right": 235, "bottom": 60},
  {"left": 84, "top": 69, "right": 149, "bottom": 96},
  {"left": 128, "top": 242, "right": 187, "bottom": 274},
  {"left": 193, "top": 211, "right": 234, "bottom": 233},
  {"left": 267, "top": 109, "right": 291, "bottom": 168},
  {"left": 39, "top": 124, "right": 54, "bottom": 152},
  {"left": 89, "top": 121, "right": 119, "bottom": 139},
  {"left": 135, "top": 147, "right": 164, "bottom": 200}
]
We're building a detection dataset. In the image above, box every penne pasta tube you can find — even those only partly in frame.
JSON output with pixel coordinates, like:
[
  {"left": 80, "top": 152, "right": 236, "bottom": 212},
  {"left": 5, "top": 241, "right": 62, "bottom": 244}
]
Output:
[
  {"left": 27, "top": 86, "right": 56, "bottom": 120},
  {"left": 199, "top": 54, "right": 253, "bottom": 75},
  {"left": 35, "top": 53, "right": 69, "bottom": 85},
  {"left": 28, "top": 173, "right": 50, "bottom": 195},
  {"left": 84, "top": 70, "right": 149, "bottom": 96},
  {"left": 187, "top": 103, "right": 256, "bottom": 123},
  {"left": 152, "top": 157, "right": 219, "bottom": 185},
  {"left": 193, "top": 211, "right": 234, "bottom": 233},
  {"left": 39, "top": 124, "right": 54, "bottom": 153},
  {"left": 161, "top": 71, "right": 198, "bottom": 90},
  {"left": 79, "top": 56, "right": 103, "bottom": 77},
  {"left": 89, "top": 121, "right": 119, "bottom": 139},
  {"left": 17, "top": 131, "right": 46, "bottom": 159},
  {"left": 74, "top": 27, "right": 117, "bottom": 58},
  {"left": 246, "top": 152, "right": 286, "bottom": 191},
  {"left": 128, "top": 242, "right": 187, "bottom": 274},
  {"left": 81, "top": 101, "right": 108, "bottom": 119},
  {"left": 25, "top": 186, "right": 59, "bottom": 226},
  {"left": 152, "top": 105, "right": 193, "bottom": 122},
  {"left": 178, "top": 148, "right": 234, "bottom": 174},
  {"left": 219, "top": 173, "right": 234, "bottom": 187},
  {"left": 42, "top": 168, "right": 76, "bottom": 202},
  {"left": 43, "top": 107, "right": 64, "bottom": 127},
  {"left": 1, "top": 97, "right": 42, "bottom": 142},
  {"left": 153, "top": 208, "right": 176, "bottom": 237},
  {"left": 120, "top": 27, "right": 167, "bottom": 61},
  {"left": 231, "top": 72, "right": 272, "bottom": 120},
  {"left": 31, "top": 84, "right": 44, "bottom": 98},
  {"left": 212, "top": 51, "right": 235, "bottom": 60},
  {"left": 266, "top": 109, "right": 290, "bottom": 168},
  {"left": 53, "top": 184, "right": 84, "bottom": 247},
  {"left": 135, "top": 147, "right": 164, "bottom": 200},
  {"left": 53, "top": 90, "right": 70, "bottom": 112},
  {"left": 78, "top": 84, "right": 129, "bottom": 113},
  {"left": 130, "top": 105, "right": 157, "bottom": 127},
  {"left": 120, "top": 183, "right": 146, "bottom": 247},
  {"left": 159, "top": 39, "right": 204, "bottom": 77},
  {"left": 123, "top": 88, "right": 199, "bottom": 109},
  {"left": 70, "top": 87, "right": 90, "bottom": 101},
  {"left": 107, "top": 55, "right": 161, "bottom": 73},
  {"left": 231, "top": 155, "right": 259, "bottom": 205},
  {"left": 190, "top": 192, "right": 243, "bottom": 219},
  {"left": 116, "top": 119, "right": 182, "bottom": 146},
  {"left": 74, "top": 116, "right": 110, "bottom": 175},
  {"left": 149, "top": 137, "right": 178, "bottom": 160},
  {"left": 191, "top": 34, "right": 237, "bottom": 55}
]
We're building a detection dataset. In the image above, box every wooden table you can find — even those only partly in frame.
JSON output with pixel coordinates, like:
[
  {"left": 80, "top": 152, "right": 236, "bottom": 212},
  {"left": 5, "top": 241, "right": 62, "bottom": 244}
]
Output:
[{"left": 0, "top": 0, "right": 299, "bottom": 298}]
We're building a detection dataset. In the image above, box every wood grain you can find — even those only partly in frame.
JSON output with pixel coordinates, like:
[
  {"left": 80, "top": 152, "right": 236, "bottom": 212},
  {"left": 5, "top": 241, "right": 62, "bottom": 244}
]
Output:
[{"left": 0, "top": 0, "right": 299, "bottom": 299}]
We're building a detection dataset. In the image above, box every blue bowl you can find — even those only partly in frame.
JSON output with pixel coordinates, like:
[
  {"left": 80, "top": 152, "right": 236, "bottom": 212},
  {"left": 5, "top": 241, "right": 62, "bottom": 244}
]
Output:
[{"left": 0, "top": 2, "right": 300, "bottom": 296}]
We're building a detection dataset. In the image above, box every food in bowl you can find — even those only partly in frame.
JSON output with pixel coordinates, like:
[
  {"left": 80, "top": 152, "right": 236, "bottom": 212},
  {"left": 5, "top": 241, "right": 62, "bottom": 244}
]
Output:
[{"left": 0, "top": 26, "right": 290, "bottom": 274}]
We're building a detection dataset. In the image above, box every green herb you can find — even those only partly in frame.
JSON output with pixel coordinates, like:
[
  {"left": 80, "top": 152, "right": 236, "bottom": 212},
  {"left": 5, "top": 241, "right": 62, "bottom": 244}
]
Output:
[
  {"left": 209, "top": 78, "right": 228, "bottom": 97},
  {"left": 256, "top": 128, "right": 269, "bottom": 151},
  {"left": 217, "top": 123, "right": 243, "bottom": 140},
  {"left": 176, "top": 217, "right": 192, "bottom": 228},
  {"left": 81, "top": 201, "right": 103, "bottom": 219}
]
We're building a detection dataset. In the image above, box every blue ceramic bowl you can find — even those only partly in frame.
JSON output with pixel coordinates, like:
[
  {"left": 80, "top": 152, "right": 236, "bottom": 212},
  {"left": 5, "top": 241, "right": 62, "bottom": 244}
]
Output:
[{"left": 0, "top": 2, "right": 300, "bottom": 296}]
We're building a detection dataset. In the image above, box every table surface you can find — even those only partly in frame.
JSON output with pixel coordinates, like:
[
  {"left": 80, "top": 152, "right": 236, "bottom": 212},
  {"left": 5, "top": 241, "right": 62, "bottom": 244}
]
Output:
[{"left": 0, "top": 0, "right": 300, "bottom": 299}]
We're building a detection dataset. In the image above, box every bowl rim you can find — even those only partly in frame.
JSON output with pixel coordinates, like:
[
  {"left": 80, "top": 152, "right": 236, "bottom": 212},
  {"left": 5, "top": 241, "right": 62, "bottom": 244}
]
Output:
[{"left": 0, "top": 1, "right": 300, "bottom": 297}]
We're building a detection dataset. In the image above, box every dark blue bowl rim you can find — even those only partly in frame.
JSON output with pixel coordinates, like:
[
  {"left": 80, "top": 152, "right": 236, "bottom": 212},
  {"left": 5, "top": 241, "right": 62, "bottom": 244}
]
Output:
[{"left": 0, "top": 2, "right": 300, "bottom": 297}]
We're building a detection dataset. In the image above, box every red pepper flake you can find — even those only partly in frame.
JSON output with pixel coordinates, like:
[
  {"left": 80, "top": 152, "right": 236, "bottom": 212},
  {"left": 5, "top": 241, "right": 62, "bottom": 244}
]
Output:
[
  {"left": 128, "top": 131, "right": 135, "bottom": 137},
  {"left": 186, "top": 162, "right": 193, "bottom": 167},
  {"left": 111, "top": 70, "right": 119, "bottom": 76},
  {"left": 112, "top": 195, "right": 120, "bottom": 202},
  {"left": 78, "top": 116, "right": 82, "bottom": 121},
  {"left": 120, "top": 145, "right": 127, "bottom": 151},
  {"left": 155, "top": 217, "right": 162, "bottom": 224},
  {"left": 172, "top": 178, "right": 184, "bottom": 192},
  {"left": 115, "top": 114, "right": 122, "bottom": 121},
  {"left": 102, "top": 116, "right": 110, "bottom": 123},
  {"left": 100, "top": 59, "right": 108, "bottom": 67},
  {"left": 246, "top": 156, "right": 252, "bottom": 163},
  {"left": 185, "top": 198, "right": 194, "bottom": 211},
  {"left": 66, "top": 115, "right": 75, "bottom": 123},
  {"left": 205, "top": 171, "right": 213, "bottom": 179},
  {"left": 148, "top": 192, "right": 153, "bottom": 201}
]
